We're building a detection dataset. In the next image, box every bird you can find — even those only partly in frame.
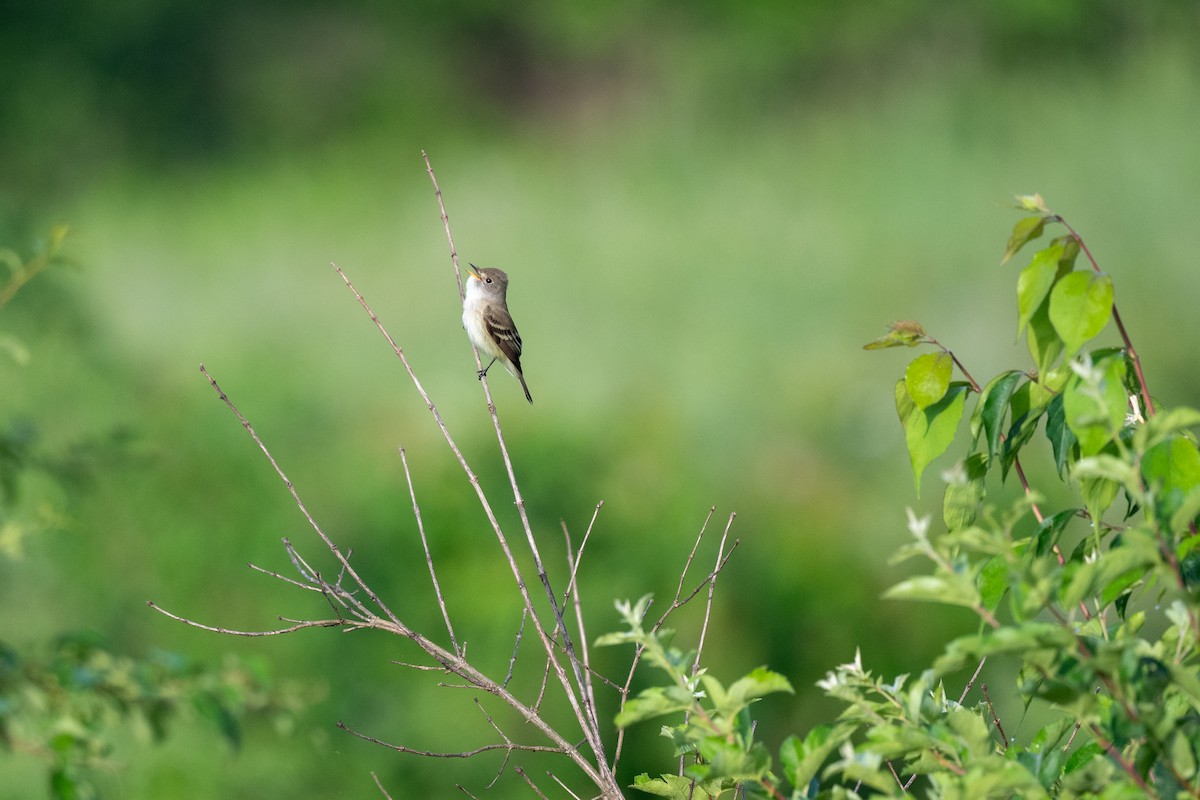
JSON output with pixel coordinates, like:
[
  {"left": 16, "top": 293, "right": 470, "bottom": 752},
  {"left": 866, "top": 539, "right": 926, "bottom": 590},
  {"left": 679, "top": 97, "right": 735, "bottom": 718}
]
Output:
[{"left": 462, "top": 264, "right": 533, "bottom": 404}]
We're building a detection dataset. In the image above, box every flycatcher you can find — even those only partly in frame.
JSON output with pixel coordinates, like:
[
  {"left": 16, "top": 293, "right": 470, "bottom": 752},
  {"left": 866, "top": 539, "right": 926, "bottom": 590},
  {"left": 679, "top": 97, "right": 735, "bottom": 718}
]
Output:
[{"left": 462, "top": 264, "right": 533, "bottom": 404}]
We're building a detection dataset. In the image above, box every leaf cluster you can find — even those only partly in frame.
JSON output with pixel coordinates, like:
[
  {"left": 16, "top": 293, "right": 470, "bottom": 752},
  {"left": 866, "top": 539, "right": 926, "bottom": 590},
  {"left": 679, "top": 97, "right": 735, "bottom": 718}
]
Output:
[
  {"left": 0, "top": 632, "right": 306, "bottom": 800},
  {"left": 616, "top": 197, "right": 1200, "bottom": 798},
  {"left": 598, "top": 596, "right": 794, "bottom": 798}
]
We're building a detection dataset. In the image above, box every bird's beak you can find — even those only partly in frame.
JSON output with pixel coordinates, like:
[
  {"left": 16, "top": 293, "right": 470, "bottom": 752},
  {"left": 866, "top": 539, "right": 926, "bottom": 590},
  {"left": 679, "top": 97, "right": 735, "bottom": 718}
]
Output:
[{"left": 467, "top": 263, "right": 481, "bottom": 280}]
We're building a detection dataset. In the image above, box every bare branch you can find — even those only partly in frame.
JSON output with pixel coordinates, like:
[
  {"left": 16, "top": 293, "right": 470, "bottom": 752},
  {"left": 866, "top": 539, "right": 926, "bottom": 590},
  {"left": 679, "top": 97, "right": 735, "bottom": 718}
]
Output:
[
  {"left": 198, "top": 364, "right": 404, "bottom": 630},
  {"left": 391, "top": 660, "right": 451, "bottom": 672},
  {"left": 338, "top": 721, "right": 567, "bottom": 759},
  {"left": 247, "top": 560, "right": 326, "bottom": 592},
  {"left": 146, "top": 601, "right": 346, "bottom": 636}
]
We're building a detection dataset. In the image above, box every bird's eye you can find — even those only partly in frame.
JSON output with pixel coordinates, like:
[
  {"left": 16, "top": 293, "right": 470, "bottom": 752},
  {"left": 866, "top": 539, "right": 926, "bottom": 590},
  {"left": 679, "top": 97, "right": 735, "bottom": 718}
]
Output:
[{"left": 485, "top": 277, "right": 493, "bottom": 284}]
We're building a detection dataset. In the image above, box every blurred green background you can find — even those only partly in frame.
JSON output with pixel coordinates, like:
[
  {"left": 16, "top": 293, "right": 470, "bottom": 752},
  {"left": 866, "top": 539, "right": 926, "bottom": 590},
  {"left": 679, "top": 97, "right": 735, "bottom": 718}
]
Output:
[{"left": 3, "top": 1, "right": 1200, "bottom": 796}]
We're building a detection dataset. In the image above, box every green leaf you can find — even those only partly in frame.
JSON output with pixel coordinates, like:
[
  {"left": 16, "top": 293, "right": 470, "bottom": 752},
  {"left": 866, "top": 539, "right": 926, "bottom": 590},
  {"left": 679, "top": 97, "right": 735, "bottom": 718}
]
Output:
[
  {"left": 630, "top": 773, "right": 723, "bottom": 799},
  {"left": 1016, "top": 242, "right": 1066, "bottom": 336},
  {"left": 1045, "top": 394, "right": 1076, "bottom": 477},
  {"left": 978, "top": 556, "right": 1009, "bottom": 610},
  {"left": 1049, "top": 272, "right": 1114, "bottom": 356},
  {"left": 1034, "top": 509, "right": 1078, "bottom": 556},
  {"left": 615, "top": 685, "right": 696, "bottom": 727},
  {"left": 1063, "top": 357, "right": 1127, "bottom": 456},
  {"left": 934, "top": 623, "right": 1076, "bottom": 674},
  {"left": 1134, "top": 405, "right": 1200, "bottom": 453},
  {"left": 1073, "top": 454, "right": 1139, "bottom": 490},
  {"left": 905, "top": 352, "right": 953, "bottom": 410},
  {"left": 1170, "top": 488, "right": 1200, "bottom": 538},
  {"left": 884, "top": 574, "right": 980, "bottom": 609},
  {"left": 1079, "top": 475, "right": 1120, "bottom": 521},
  {"left": 1142, "top": 436, "right": 1200, "bottom": 524},
  {"left": 944, "top": 453, "right": 988, "bottom": 531},
  {"left": 896, "top": 380, "right": 971, "bottom": 496},
  {"left": 863, "top": 319, "right": 928, "bottom": 350},
  {"left": 726, "top": 667, "right": 793, "bottom": 708},
  {"left": 1002, "top": 380, "right": 1052, "bottom": 479},
  {"left": 1060, "top": 534, "right": 1159, "bottom": 609},
  {"left": 50, "top": 768, "right": 82, "bottom": 800},
  {"left": 689, "top": 736, "right": 772, "bottom": 783},
  {"left": 1026, "top": 299, "right": 1065, "bottom": 378},
  {"left": 1014, "top": 193, "right": 1049, "bottom": 213},
  {"left": 1064, "top": 742, "right": 1106, "bottom": 774},
  {"left": 973, "top": 370, "right": 1023, "bottom": 464},
  {"left": 781, "top": 725, "right": 853, "bottom": 793},
  {"left": 1003, "top": 215, "right": 1048, "bottom": 264},
  {"left": 193, "top": 691, "right": 242, "bottom": 751}
]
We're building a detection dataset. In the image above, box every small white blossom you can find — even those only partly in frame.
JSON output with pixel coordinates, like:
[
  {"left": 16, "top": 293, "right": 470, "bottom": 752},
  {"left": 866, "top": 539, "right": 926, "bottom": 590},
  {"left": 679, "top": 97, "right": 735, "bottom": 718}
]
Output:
[{"left": 906, "top": 508, "right": 932, "bottom": 540}]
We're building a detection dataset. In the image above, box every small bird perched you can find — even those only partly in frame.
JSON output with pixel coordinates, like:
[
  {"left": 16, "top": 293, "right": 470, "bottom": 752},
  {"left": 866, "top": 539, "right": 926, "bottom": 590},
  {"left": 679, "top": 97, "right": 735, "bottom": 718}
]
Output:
[{"left": 462, "top": 264, "right": 533, "bottom": 404}]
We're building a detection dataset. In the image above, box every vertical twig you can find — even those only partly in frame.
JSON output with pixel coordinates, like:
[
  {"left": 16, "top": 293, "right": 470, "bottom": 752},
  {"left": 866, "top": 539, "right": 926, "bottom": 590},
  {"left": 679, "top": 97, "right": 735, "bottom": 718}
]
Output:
[
  {"left": 399, "top": 446, "right": 460, "bottom": 657},
  {"left": 562, "top": 504, "right": 604, "bottom": 731},
  {"left": 371, "top": 772, "right": 395, "bottom": 800},
  {"left": 692, "top": 513, "right": 735, "bottom": 676}
]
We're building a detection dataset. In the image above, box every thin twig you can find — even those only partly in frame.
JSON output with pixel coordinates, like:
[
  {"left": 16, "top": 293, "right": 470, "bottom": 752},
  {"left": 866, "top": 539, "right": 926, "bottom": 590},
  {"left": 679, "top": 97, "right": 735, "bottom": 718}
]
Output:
[
  {"left": 422, "top": 150, "right": 466, "bottom": 301},
  {"left": 371, "top": 772, "right": 395, "bottom": 800},
  {"left": 476, "top": 698, "right": 517, "bottom": 789},
  {"left": 338, "top": 721, "right": 566, "bottom": 759},
  {"left": 693, "top": 513, "right": 735, "bottom": 675},
  {"left": 957, "top": 657, "right": 987, "bottom": 705},
  {"left": 399, "top": 446, "right": 460, "bottom": 656},
  {"left": 198, "top": 364, "right": 405, "bottom": 630},
  {"left": 980, "top": 683, "right": 1008, "bottom": 750},
  {"left": 562, "top": 504, "right": 604, "bottom": 735},
  {"left": 248, "top": 560, "right": 327, "bottom": 592},
  {"left": 146, "top": 602, "right": 346, "bottom": 636},
  {"left": 548, "top": 771, "right": 585, "bottom": 800},
  {"left": 514, "top": 766, "right": 553, "bottom": 800},
  {"left": 503, "top": 608, "right": 528, "bottom": 689}
]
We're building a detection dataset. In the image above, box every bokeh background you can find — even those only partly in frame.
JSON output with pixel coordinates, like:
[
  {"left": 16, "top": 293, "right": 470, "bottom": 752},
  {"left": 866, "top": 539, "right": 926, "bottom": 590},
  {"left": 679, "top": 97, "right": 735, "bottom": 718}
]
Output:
[{"left": 3, "top": 2, "right": 1200, "bottom": 796}]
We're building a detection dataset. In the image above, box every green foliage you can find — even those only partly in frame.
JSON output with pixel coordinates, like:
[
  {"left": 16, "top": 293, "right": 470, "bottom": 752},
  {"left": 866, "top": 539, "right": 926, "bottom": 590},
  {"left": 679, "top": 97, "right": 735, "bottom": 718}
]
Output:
[
  {"left": 598, "top": 596, "right": 794, "bottom": 798},
  {"left": 0, "top": 634, "right": 304, "bottom": 800},
  {"left": 835, "top": 198, "right": 1200, "bottom": 797},
  {"left": 612, "top": 199, "right": 1200, "bottom": 798},
  {"left": 1, "top": 233, "right": 308, "bottom": 799}
]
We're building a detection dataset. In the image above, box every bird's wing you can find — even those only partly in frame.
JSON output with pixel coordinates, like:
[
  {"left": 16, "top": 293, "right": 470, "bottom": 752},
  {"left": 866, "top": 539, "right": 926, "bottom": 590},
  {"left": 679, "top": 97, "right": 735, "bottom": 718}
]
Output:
[{"left": 484, "top": 306, "right": 524, "bottom": 366}]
